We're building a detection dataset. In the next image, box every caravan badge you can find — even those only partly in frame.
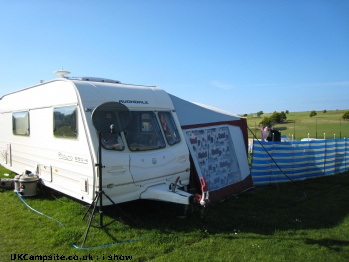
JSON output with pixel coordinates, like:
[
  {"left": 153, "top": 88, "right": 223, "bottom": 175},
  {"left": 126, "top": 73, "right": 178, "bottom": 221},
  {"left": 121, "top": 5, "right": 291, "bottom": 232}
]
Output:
[
  {"left": 118, "top": 100, "right": 149, "bottom": 105},
  {"left": 58, "top": 152, "right": 73, "bottom": 162}
]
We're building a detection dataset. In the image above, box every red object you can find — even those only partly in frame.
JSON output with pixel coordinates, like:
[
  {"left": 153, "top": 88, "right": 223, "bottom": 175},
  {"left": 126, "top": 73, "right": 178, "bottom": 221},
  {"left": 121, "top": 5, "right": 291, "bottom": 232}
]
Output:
[
  {"left": 200, "top": 177, "right": 207, "bottom": 192},
  {"left": 194, "top": 177, "right": 209, "bottom": 207}
]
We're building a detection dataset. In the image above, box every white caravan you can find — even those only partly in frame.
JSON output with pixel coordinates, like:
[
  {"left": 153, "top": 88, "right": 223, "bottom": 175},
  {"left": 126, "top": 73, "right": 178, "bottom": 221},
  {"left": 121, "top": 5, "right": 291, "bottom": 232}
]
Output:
[{"left": 0, "top": 76, "right": 192, "bottom": 206}]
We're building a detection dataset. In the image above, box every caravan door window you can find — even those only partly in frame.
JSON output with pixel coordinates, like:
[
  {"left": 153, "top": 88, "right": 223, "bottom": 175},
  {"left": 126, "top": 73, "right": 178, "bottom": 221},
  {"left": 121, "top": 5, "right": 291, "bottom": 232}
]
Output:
[
  {"left": 124, "top": 111, "right": 166, "bottom": 151},
  {"left": 12, "top": 111, "right": 30, "bottom": 136},
  {"left": 158, "top": 112, "right": 181, "bottom": 145},
  {"left": 53, "top": 106, "right": 78, "bottom": 138}
]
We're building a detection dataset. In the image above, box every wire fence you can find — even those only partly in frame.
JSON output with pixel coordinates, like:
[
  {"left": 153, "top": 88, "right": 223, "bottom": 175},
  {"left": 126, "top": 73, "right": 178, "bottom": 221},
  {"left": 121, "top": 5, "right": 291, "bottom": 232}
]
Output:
[{"left": 251, "top": 138, "right": 349, "bottom": 186}]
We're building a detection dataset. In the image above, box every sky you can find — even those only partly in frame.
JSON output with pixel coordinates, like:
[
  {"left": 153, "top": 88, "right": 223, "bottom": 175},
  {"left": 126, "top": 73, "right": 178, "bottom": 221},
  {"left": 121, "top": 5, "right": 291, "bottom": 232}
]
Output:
[{"left": 1, "top": 0, "right": 348, "bottom": 114}]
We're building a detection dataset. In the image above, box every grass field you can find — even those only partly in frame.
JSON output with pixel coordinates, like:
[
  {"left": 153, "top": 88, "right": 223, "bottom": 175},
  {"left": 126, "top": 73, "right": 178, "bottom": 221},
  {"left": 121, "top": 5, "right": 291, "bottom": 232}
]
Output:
[
  {"left": 1, "top": 110, "right": 349, "bottom": 261},
  {"left": 1, "top": 164, "right": 349, "bottom": 261},
  {"left": 246, "top": 109, "right": 349, "bottom": 140}
]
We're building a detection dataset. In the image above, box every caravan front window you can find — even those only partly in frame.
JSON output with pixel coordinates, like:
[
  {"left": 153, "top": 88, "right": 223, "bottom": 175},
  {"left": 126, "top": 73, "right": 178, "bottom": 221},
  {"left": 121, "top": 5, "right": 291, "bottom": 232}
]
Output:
[
  {"left": 13, "top": 111, "right": 30, "bottom": 136},
  {"left": 93, "top": 110, "right": 126, "bottom": 151},
  {"left": 158, "top": 112, "right": 181, "bottom": 145},
  {"left": 53, "top": 106, "right": 78, "bottom": 138},
  {"left": 124, "top": 111, "right": 166, "bottom": 151}
]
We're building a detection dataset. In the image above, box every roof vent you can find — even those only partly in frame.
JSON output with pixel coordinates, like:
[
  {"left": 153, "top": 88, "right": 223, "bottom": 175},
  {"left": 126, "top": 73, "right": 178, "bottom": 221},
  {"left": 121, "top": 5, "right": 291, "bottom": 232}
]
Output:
[
  {"left": 54, "top": 69, "right": 70, "bottom": 78},
  {"left": 74, "top": 77, "right": 121, "bottom": 84}
]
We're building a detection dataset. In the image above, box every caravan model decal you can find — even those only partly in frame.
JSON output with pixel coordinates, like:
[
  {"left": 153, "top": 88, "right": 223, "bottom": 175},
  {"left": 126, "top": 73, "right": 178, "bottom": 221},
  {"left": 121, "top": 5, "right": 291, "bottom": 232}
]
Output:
[
  {"left": 58, "top": 152, "right": 73, "bottom": 162},
  {"left": 0, "top": 148, "right": 6, "bottom": 164},
  {"left": 58, "top": 152, "right": 89, "bottom": 164},
  {"left": 118, "top": 100, "right": 149, "bottom": 105}
]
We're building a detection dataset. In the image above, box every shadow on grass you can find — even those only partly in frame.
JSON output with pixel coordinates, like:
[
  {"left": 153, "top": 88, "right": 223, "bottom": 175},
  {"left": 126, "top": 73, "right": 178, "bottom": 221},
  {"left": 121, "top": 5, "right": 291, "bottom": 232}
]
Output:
[
  {"left": 304, "top": 238, "right": 349, "bottom": 252},
  {"left": 101, "top": 172, "right": 349, "bottom": 236},
  {"left": 6, "top": 171, "right": 349, "bottom": 243}
]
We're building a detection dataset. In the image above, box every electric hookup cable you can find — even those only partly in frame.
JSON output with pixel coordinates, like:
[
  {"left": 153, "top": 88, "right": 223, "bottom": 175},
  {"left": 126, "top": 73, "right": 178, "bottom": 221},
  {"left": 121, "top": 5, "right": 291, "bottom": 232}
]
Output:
[
  {"left": 245, "top": 124, "right": 307, "bottom": 203},
  {"left": 72, "top": 237, "right": 143, "bottom": 250},
  {"left": 15, "top": 191, "right": 144, "bottom": 250},
  {"left": 16, "top": 191, "right": 65, "bottom": 229}
]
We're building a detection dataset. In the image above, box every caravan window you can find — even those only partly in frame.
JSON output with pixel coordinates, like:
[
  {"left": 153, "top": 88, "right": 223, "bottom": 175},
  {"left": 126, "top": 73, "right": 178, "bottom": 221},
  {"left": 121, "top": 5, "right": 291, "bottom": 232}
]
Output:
[
  {"left": 158, "top": 112, "right": 181, "bottom": 145},
  {"left": 53, "top": 106, "right": 78, "bottom": 138},
  {"left": 124, "top": 111, "right": 166, "bottom": 151},
  {"left": 13, "top": 111, "right": 30, "bottom": 136},
  {"left": 93, "top": 110, "right": 126, "bottom": 151}
]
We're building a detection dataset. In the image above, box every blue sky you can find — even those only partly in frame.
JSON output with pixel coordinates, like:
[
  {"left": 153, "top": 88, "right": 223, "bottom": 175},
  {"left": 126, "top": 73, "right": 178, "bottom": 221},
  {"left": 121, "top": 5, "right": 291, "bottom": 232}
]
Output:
[{"left": 1, "top": 0, "right": 348, "bottom": 114}]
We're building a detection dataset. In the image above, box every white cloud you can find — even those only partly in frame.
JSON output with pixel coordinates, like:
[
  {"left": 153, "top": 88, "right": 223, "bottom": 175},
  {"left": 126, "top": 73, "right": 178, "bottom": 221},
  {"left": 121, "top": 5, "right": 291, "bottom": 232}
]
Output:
[
  {"left": 306, "top": 81, "right": 349, "bottom": 87},
  {"left": 211, "top": 81, "right": 233, "bottom": 90}
]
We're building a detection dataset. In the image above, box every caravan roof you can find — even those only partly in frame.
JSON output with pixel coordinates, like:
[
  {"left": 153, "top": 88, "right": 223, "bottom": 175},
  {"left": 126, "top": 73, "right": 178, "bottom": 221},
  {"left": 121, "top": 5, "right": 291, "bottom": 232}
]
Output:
[{"left": 0, "top": 78, "right": 174, "bottom": 112}]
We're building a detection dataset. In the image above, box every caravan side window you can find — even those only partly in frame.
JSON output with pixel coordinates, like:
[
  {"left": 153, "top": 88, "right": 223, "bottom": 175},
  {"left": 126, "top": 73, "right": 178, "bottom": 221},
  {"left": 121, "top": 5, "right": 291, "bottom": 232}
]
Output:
[
  {"left": 13, "top": 111, "right": 30, "bottom": 136},
  {"left": 53, "top": 106, "right": 78, "bottom": 138},
  {"left": 158, "top": 112, "right": 181, "bottom": 145}
]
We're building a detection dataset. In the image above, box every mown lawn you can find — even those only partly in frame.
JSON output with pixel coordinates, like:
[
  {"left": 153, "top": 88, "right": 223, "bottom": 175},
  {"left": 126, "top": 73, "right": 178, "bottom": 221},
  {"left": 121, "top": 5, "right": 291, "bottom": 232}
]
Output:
[
  {"left": 246, "top": 109, "right": 349, "bottom": 140},
  {"left": 1, "top": 164, "right": 349, "bottom": 261}
]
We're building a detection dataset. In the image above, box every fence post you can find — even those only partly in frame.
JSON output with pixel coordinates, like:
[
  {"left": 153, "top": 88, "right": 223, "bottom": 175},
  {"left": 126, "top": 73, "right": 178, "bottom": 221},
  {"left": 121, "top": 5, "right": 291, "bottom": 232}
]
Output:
[
  {"left": 340, "top": 119, "right": 342, "bottom": 139},
  {"left": 324, "top": 136, "right": 326, "bottom": 175},
  {"left": 344, "top": 137, "right": 347, "bottom": 171},
  {"left": 270, "top": 141, "right": 274, "bottom": 185},
  {"left": 334, "top": 136, "right": 337, "bottom": 173}
]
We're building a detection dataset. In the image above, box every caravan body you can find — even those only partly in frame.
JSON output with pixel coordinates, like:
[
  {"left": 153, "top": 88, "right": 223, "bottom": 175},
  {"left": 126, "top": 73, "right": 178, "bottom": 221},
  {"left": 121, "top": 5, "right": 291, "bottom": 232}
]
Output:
[{"left": 0, "top": 77, "right": 192, "bottom": 205}]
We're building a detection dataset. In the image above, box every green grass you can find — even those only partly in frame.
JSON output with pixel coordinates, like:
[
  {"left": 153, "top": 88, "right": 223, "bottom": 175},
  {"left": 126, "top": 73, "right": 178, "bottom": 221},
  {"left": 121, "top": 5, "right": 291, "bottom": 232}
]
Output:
[
  {"left": 1, "top": 164, "right": 349, "bottom": 261},
  {"left": 246, "top": 109, "right": 349, "bottom": 140}
]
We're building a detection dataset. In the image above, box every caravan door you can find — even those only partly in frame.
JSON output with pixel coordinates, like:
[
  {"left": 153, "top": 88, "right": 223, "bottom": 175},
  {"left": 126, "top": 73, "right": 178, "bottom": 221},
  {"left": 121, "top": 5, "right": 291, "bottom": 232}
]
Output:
[{"left": 125, "top": 111, "right": 182, "bottom": 185}]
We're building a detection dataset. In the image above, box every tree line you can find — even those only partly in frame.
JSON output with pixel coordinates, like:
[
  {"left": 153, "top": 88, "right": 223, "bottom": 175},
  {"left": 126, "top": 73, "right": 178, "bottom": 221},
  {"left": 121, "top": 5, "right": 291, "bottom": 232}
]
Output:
[{"left": 257, "top": 110, "right": 349, "bottom": 128}]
